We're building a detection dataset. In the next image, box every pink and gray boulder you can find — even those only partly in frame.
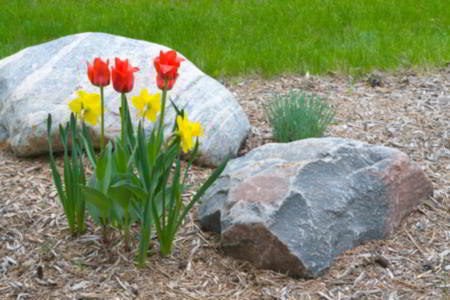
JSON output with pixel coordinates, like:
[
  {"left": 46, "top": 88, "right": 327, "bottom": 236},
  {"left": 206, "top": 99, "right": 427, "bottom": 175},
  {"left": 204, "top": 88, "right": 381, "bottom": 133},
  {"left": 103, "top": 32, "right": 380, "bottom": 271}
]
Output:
[{"left": 198, "top": 137, "right": 433, "bottom": 278}]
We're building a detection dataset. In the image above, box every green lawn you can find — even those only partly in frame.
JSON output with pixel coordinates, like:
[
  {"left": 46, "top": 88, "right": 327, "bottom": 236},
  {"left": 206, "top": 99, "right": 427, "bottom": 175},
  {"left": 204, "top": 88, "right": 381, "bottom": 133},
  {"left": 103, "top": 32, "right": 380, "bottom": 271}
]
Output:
[{"left": 1, "top": 0, "right": 448, "bottom": 77}]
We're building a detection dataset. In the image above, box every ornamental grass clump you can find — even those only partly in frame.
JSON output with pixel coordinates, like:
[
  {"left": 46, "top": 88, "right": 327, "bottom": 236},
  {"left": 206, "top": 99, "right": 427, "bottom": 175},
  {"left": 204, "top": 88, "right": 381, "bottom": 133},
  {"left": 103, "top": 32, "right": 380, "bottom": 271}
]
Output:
[
  {"left": 264, "top": 90, "right": 335, "bottom": 142},
  {"left": 47, "top": 50, "right": 228, "bottom": 267}
]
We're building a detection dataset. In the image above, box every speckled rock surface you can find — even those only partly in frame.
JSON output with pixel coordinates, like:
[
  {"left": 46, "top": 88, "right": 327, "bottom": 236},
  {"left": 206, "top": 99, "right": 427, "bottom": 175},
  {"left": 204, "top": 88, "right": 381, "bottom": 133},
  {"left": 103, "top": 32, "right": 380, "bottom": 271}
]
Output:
[
  {"left": 198, "top": 137, "right": 433, "bottom": 278},
  {"left": 0, "top": 32, "right": 250, "bottom": 166}
]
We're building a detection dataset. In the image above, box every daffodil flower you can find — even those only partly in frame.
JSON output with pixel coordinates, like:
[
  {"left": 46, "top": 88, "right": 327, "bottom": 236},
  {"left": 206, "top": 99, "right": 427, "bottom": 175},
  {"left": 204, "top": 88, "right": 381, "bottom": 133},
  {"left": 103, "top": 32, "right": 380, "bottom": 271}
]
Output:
[
  {"left": 68, "top": 90, "right": 101, "bottom": 125},
  {"left": 132, "top": 89, "right": 161, "bottom": 122},
  {"left": 176, "top": 113, "right": 204, "bottom": 153}
]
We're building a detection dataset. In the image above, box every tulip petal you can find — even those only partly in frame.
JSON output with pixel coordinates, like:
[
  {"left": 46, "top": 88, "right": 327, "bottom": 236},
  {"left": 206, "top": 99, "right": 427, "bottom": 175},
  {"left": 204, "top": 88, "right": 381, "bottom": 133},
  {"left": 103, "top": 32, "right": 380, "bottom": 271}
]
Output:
[
  {"left": 154, "top": 50, "right": 184, "bottom": 90},
  {"left": 111, "top": 58, "right": 139, "bottom": 93}
]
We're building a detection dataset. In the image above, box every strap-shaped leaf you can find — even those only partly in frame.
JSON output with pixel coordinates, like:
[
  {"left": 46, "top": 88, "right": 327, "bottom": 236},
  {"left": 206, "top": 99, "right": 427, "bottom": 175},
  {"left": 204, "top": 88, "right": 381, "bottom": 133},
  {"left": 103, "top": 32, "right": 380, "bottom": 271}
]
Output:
[
  {"left": 107, "top": 185, "right": 132, "bottom": 211},
  {"left": 182, "top": 137, "right": 200, "bottom": 191},
  {"left": 135, "top": 122, "right": 151, "bottom": 192},
  {"left": 167, "top": 158, "right": 182, "bottom": 238},
  {"left": 81, "top": 124, "right": 96, "bottom": 168},
  {"left": 96, "top": 143, "right": 113, "bottom": 193},
  {"left": 169, "top": 98, "right": 184, "bottom": 133},
  {"left": 114, "top": 142, "right": 128, "bottom": 174},
  {"left": 82, "top": 186, "right": 112, "bottom": 213},
  {"left": 167, "top": 157, "right": 181, "bottom": 222},
  {"left": 121, "top": 93, "right": 136, "bottom": 149},
  {"left": 177, "top": 155, "right": 229, "bottom": 231},
  {"left": 111, "top": 180, "right": 148, "bottom": 202},
  {"left": 47, "top": 114, "right": 66, "bottom": 208}
]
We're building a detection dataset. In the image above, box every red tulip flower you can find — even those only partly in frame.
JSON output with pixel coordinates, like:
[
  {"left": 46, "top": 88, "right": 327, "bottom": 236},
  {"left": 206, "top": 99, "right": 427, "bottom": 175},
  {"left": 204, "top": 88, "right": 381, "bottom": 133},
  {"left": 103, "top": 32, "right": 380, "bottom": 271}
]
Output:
[
  {"left": 87, "top": 58, "right": 110, "bottom": 87},
  {"left": 111, "top": 58, "right": 140, "bottom": 93},
  {"left": 154, "top": 50, "right": 184, "bottom": 90}
]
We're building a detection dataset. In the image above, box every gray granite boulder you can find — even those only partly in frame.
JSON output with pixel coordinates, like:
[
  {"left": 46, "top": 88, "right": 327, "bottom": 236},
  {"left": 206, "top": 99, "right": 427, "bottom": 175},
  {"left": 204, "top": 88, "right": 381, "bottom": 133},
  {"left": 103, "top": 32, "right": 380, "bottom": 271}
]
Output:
[
  {"left": 0, "top": 32, "right": 250, "bottom": 166},
  {"left": 198, "top": 138, "right": 433, "bottom": 278}
]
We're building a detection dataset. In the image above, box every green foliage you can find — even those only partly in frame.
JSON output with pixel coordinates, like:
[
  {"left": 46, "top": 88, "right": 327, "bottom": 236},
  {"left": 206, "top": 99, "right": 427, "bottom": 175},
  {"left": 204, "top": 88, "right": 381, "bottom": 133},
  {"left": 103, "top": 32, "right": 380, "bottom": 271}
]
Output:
[
  {"left": 48, "top": 75, "right": 228, "bottom": 266},
  {"left": 264, "top": 91, "right": 335, "bottom": 142},
  {"left": 1, "top": 0, "right": 448, "bottom": 77},
  {"left": 147, "top": 124, "right": 229, "bottom": 256},
  {"left": 47, "top": 113, "right": 86, "bottom": 235}
]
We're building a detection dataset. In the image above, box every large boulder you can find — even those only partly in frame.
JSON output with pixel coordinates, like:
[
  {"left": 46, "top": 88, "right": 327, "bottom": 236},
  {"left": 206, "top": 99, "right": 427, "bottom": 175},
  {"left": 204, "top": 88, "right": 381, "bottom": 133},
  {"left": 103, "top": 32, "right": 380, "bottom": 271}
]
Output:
[
  {"left": 0, "top": 32, "right": 250, "bottom": 166},
  {"left": 198, "top": 138, "right": 433, "bottom": 278}
]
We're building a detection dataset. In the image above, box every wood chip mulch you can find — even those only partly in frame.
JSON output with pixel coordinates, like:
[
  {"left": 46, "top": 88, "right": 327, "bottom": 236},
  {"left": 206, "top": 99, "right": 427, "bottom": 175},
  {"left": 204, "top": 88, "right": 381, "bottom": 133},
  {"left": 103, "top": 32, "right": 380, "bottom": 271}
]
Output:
[{"left": 1, "top": 67, "right": 449, "bottom": 299}]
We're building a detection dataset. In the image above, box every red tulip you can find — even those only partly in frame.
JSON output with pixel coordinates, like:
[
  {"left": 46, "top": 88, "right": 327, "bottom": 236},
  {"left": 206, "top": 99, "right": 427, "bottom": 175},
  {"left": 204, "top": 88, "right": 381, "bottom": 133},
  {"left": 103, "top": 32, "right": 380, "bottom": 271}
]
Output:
[
  {"left": 154, "top": 50, "right": 184, "bottom": 90},
  {"left": 111, "top": 58, "right": 140, "bottom": 93},
  {"left": 156, "top": 74, "right": 178, "bottom": 90},
  {"left": 87, "top": 58, "right": 110, "bottom": 87}
]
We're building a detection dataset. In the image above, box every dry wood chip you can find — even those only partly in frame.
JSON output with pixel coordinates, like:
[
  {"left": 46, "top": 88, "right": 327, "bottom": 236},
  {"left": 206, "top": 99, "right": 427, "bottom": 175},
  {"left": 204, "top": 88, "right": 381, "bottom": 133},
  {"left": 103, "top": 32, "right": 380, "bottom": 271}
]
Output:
[{"left": 1, "top": 69, "right": 449, "bottom": 299}]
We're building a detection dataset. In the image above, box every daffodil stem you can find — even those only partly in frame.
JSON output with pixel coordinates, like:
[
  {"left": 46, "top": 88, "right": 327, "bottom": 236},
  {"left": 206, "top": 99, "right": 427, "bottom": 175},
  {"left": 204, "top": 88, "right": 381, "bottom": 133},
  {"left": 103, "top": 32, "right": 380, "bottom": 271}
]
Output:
[
  {"left": 123, "top": 214, "right": 130, "bottom": 251},
  {"left": 157, "top": 80, "right": 168, "bottom": 142},
  {"left": 100, "top": 86, "right": 105, "bottom": 153},
  {"left": 102, "top": 223, "right": 109, "bottom": 243}
]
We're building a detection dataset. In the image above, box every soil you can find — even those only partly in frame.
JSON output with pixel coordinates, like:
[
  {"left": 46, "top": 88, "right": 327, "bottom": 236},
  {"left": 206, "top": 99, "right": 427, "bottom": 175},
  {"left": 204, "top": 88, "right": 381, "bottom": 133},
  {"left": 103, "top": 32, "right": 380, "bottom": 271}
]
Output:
[{"left": 1, "top": 67, "right": 449, "bottom": 299}]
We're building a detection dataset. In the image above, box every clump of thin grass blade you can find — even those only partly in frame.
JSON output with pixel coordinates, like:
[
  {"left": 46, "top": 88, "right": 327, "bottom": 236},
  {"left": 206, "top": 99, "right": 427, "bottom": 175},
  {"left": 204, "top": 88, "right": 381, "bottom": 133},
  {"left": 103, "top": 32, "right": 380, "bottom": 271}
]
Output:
[{"left": 264, "top": 90, "right": 335, "bottom": 142}]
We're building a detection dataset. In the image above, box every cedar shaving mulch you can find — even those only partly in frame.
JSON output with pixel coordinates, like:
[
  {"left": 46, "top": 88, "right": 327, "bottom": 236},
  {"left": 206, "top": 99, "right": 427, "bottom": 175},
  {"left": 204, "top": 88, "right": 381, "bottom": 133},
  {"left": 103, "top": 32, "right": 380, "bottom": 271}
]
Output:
[{"left": 1, "top": 68, "right": 449, "bottom": 299}]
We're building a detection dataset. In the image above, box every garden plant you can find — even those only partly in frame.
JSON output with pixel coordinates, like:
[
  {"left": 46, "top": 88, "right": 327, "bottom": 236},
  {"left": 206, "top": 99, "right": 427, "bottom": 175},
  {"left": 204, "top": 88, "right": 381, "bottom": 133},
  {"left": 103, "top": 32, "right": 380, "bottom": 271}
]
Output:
[
  {"left": 47, "top": 51, "right": 228, "bottom": 266},
  {"left": 264, "top": 90, "right": 335, "bottom": 142}
]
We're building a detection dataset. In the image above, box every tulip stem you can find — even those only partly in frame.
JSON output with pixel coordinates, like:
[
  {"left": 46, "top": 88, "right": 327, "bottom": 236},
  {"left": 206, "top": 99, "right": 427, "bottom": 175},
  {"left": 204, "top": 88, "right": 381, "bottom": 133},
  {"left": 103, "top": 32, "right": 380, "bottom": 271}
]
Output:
[
  {"left": 120, "top": 93, "right": 126, "bottom": 148},
  {"left": 100, "top": 86, "right": 105, "bottom": 153},
  {"left": 157, "top": 80, "right": 169, "bottom": 143}
]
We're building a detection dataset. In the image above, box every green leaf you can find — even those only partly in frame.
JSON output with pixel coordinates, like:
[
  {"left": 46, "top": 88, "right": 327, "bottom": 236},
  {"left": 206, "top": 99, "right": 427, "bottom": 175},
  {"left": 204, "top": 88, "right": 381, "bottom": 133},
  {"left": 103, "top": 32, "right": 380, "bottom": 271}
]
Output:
[
  {"left": 63, "top": 139, "right": 75, "bottom": 229},
  {"left": 182, "top": 137, "right": 200, "bottom": 189},
  {"left": 151, "top": 194, "right": 162, "bottom": 241},
  {"left": 96, "top": 143, "right": 113, "bottom": 193},
  {"left": 135, "top": 123, "right": 151, "bottom": 192},
  {"left": 120, "top": 93, "right": 136, "bottom": 150},
  {"left": 114, "top": 142, "right": 128, "bottom": 174},
  {"left": 167, "top": 157, "right": 181, "bottom": 223},
  {"left": 59, "top": 123, "right": 68, "bottom": 149},
  {"left": 124, "top": 96, "right": 136, "bottom": 149},
  {"left": 47, "top": 114, "right": 66, "bottom": 209},
  {"left": 86, "top": 201, "right": 101, "bottom": 225},
  {"left": 107, "top": 186, "right": 132, "bottom": 211},
  {"left": 82, "top": 186, "right": 111, "bottom": 213},
  {"left": 169, "top": 99, "right": 184, "bottom": 132},
  {"left": 177, "top": 155, "right": 229, "bottom": 230},
  {"left": 127, "top": 142, "right": 139, "bottom": 171},
  {"left": 80, "top": 125, "right": 96, "bottom": 168},
  {"left": 146, "top": 129, "right": 158, "bottom": 168},
  {"left": 169, "top": 98, "right": 182, "bottom": 116},
  {"left": 167, "top": 158, "right": 182, "bottom": 238},
  {"left": 69, "top": 113, "right": 77, "bottom": 163},
  {"left": 111, "top": 180, "right": 148, "bottom": 202}
]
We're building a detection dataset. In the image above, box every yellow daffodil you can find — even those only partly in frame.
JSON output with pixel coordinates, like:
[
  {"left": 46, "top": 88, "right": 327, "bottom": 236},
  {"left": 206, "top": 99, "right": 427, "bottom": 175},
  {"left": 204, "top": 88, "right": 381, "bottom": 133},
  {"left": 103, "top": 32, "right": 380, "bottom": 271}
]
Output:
[
  {"left": 191, "top": 121, "right": 204, "bottom": 137},
  {"left": 131, "top": 89, "right": 161, "bottom": 122},
  {"left": 68, "top": 90, "right": 101, "bottom": 125},
  {"left": 176, "top": 113, "right": 204, "bottom": 153}
]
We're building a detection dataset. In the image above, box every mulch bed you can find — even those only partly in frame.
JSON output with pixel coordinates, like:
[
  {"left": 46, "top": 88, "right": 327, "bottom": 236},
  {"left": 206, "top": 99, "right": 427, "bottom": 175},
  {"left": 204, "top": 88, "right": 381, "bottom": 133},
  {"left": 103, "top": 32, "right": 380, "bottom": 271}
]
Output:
[{"left": 1, "top": 68, "right": 449, "bottom": 299}]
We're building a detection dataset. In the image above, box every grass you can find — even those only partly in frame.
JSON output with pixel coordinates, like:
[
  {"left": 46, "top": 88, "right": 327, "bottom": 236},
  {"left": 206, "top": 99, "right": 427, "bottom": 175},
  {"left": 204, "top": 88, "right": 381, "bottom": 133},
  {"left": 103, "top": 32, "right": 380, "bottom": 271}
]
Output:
[
  {"left": 0, "top": 0, "right": 448, "bottom": 78},
  {"left": 264, "top": 91, "right": 335, "bottom": 142}
]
